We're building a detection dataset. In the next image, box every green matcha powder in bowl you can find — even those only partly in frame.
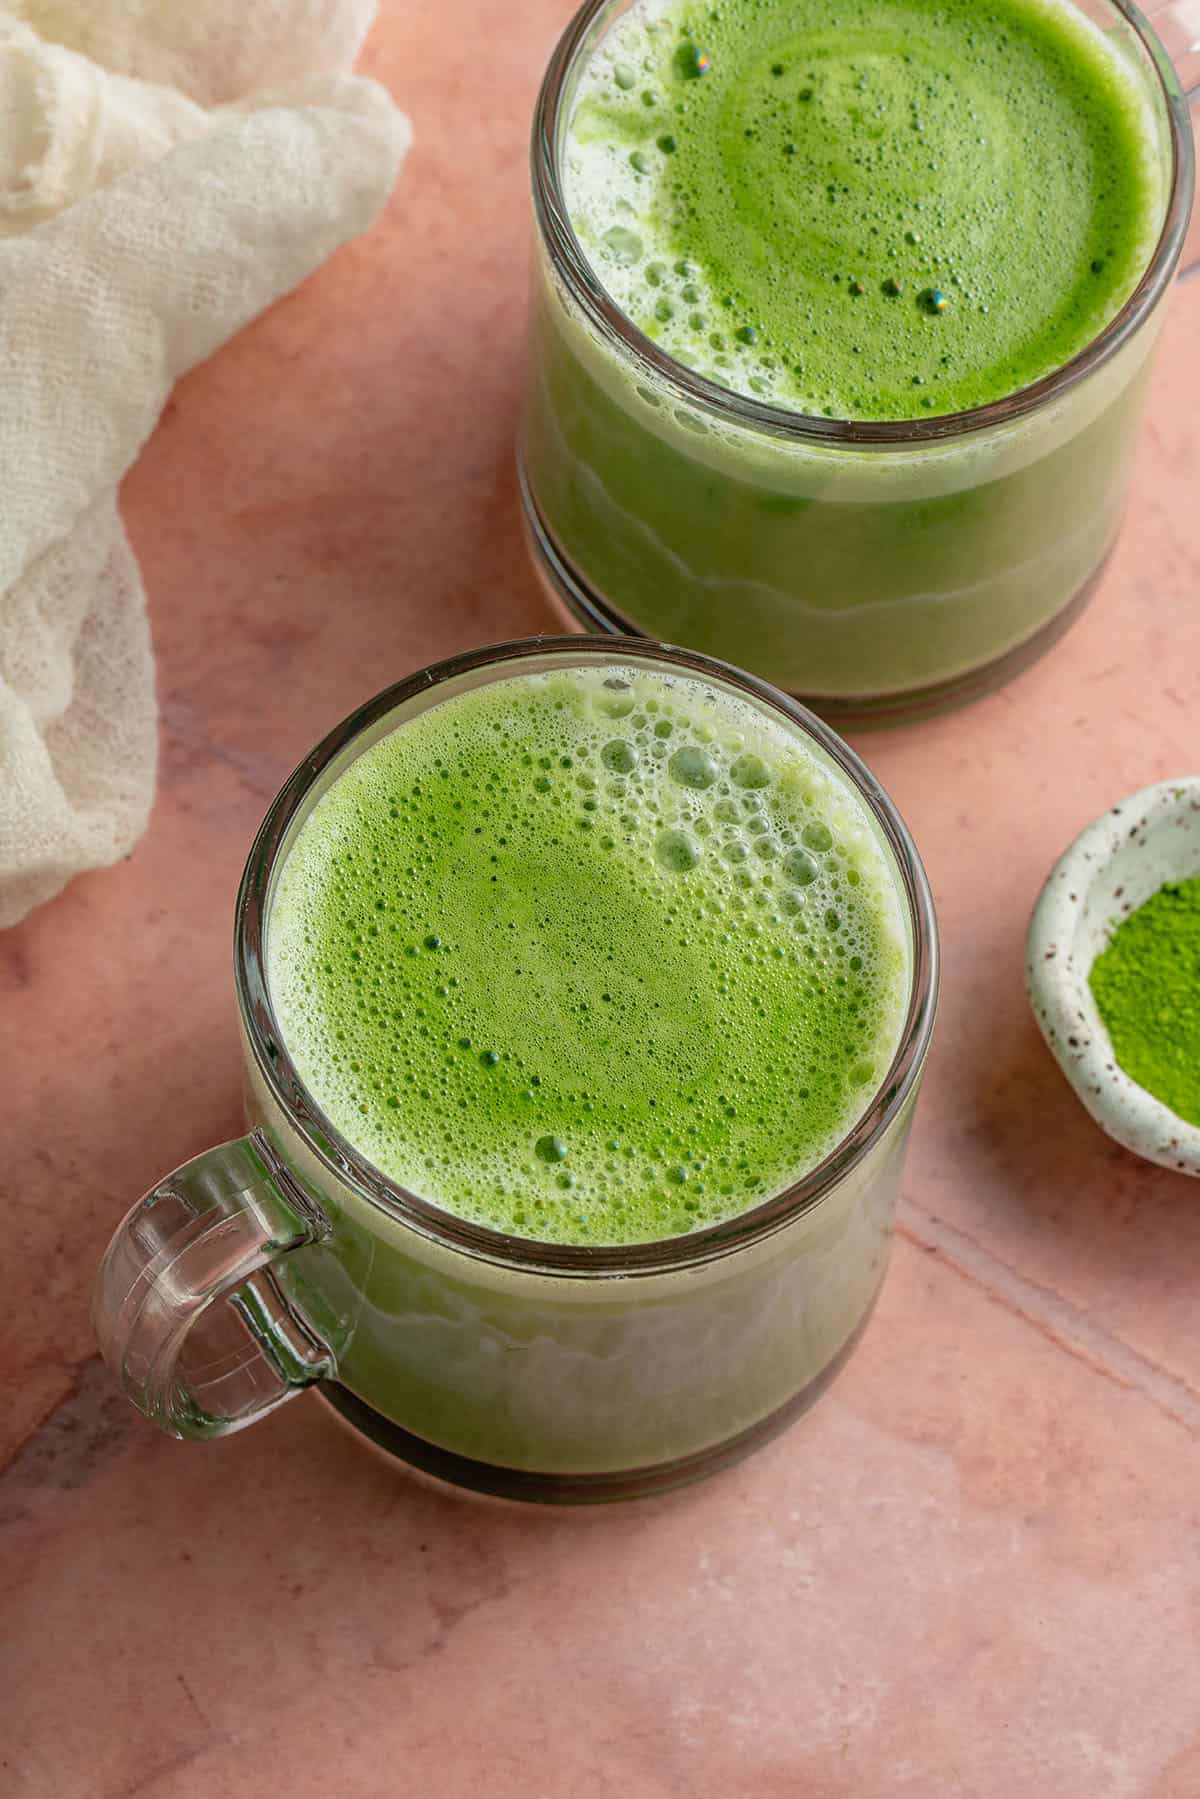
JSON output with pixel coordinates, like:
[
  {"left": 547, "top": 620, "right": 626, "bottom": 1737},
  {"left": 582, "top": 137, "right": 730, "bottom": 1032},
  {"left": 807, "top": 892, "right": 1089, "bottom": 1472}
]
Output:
[{"left": 1027, "top": 778, "right": 1200, "bottom": 1173}]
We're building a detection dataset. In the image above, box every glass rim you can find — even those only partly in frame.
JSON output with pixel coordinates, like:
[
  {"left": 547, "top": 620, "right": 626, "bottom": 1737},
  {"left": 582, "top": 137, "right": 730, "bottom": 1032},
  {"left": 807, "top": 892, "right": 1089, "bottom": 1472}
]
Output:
[
  {"left": 235, "top": 636, "right": 939, "bottom": 1279},
  {"left": 530, "top": 0, "right": 1196, "bottom": 449}
]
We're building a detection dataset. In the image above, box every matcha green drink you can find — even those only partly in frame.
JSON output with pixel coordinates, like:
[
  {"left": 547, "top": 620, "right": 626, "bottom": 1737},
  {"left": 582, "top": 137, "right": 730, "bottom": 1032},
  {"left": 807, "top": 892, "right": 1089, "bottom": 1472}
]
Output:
[
  {"left": 267, "top": 664, "right": 907, "bottom": 1247},
  {"left": 93, "top": 643, "right": 935, "bottom": 1486},
  {"left": 232, "top": 644, "right": 935, "bottom": 1489},
  {"left": 522, "top": 0, "right": 1180, "bottom": 711}
]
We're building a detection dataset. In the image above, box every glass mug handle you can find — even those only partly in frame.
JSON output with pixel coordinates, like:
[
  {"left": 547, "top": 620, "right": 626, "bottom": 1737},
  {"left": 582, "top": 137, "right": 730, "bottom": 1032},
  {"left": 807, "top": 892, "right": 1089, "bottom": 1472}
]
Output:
[
  {"left": 93, "top": 1133, "right": 335, "bottom": 1439},
  {"left": 1145, "top": 0, "right": 1200, "bottom": 275}
]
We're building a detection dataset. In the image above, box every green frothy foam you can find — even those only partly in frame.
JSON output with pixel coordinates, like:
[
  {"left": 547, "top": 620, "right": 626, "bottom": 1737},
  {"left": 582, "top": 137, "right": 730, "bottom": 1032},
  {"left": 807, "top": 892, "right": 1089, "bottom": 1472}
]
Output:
[
  {"left": 267, "top": 667, "right": 909, "bottom": 1246},
  {"left": 565, "top": 0, "right": 1162, "bottom": 420}
]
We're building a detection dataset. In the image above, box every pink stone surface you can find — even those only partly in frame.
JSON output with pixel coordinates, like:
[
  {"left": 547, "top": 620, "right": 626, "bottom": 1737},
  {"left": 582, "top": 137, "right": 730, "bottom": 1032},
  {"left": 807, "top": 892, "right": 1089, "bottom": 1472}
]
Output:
[{"left": 3, "top": 5, "right": 1200, "bottom": 1794}]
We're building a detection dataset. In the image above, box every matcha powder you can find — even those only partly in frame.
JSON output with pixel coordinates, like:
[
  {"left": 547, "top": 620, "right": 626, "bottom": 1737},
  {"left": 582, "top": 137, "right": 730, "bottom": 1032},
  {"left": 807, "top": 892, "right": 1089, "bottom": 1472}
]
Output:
[{"left": 1089, "top": 877, "right": 1200, "bottom": 1128}]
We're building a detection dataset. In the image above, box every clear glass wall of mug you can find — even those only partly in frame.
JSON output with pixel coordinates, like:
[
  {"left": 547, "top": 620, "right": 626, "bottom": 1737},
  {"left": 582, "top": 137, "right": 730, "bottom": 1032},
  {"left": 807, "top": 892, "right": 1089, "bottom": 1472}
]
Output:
[{"left": 520, "top": 0, "right": 1199, "bottom": 724}]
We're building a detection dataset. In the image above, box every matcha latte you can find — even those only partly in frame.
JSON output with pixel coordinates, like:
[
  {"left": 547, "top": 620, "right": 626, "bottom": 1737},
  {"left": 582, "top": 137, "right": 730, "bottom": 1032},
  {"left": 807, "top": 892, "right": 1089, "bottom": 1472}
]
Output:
[
  {"left": 268, "top": 662, "right": 908, "bottom": 1245},
  {"left": 95, "top": 641, "right": 936, "bottom": 1489},
  {"left": 522, "top": 0, "right": 1182, "bottom": 711}
]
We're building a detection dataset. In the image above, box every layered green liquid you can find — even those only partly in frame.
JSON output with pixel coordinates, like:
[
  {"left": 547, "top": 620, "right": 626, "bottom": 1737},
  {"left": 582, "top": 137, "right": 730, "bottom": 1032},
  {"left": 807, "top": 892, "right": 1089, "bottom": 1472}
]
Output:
[
  {"left": 267, "top": 666, "right": 909, "bottom": 1246},
  {"left": 566, "top": 0, "right": 1159, "bottom": 419}
]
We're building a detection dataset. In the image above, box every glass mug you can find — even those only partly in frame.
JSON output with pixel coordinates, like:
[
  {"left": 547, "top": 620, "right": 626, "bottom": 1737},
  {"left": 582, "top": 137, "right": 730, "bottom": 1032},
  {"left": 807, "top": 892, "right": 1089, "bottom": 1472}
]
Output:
[
  {"left": 94, "top": 637, "right": 938, "bottom": 1503},
  {"left": 519, "top": 0, "right": 1200, "bottom": 724}
]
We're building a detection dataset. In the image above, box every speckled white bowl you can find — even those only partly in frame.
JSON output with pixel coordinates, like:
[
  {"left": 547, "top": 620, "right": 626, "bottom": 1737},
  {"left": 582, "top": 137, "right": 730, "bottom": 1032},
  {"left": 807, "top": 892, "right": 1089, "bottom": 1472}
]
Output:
[{"left": 1026, "top": 777, "right": 1200, "bottom": 1175}]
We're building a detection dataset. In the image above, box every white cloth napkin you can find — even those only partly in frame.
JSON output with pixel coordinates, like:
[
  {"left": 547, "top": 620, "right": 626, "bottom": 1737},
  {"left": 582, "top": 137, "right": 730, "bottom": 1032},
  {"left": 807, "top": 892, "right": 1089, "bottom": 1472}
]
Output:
[{"left": 0, "top": 2, "right": 410, "bottom": 927}]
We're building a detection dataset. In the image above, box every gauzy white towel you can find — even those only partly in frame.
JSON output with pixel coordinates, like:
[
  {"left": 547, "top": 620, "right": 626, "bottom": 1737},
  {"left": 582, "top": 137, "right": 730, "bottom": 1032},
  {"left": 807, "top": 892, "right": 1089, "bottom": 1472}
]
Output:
[{"left": 0, "top": 2, "right": 410, "bottom": 927}]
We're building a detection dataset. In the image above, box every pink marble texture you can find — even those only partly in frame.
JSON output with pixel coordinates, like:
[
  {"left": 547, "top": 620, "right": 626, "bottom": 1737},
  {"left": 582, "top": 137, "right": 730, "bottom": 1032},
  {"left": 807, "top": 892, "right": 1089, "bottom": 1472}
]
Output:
[{"left": 3, "top": 4, "right": 1200, "bottom": 1794}]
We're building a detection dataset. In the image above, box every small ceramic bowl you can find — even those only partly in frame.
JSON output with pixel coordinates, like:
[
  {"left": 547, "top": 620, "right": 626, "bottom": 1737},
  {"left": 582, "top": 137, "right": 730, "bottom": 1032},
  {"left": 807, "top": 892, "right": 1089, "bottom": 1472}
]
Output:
[{"left": 1026, "top": 777, "right": 1200, "bottom": 1175}]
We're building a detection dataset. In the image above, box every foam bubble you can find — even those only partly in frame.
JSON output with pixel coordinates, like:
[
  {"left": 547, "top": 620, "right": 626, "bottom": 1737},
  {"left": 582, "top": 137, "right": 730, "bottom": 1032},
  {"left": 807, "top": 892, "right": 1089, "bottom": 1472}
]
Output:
[
  {"left": 784, "top": 848, "right": 819, "bottom": 887},
  {"left": 730, "top": 753, "right": 771, "bottom": 790},
  {"left": 669, "top": 744, "right": 718, "bottom": 789},
  {"left": 602, "top": 738, "right": 640, "bottom": 774},
  {"left": 656, "top": 827, "right": 702, "bottom": 872}
]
